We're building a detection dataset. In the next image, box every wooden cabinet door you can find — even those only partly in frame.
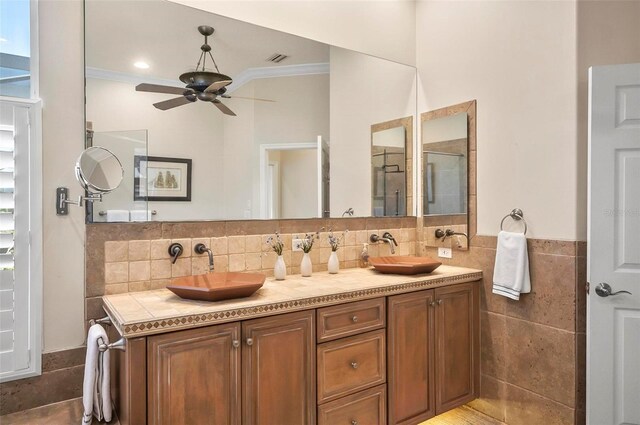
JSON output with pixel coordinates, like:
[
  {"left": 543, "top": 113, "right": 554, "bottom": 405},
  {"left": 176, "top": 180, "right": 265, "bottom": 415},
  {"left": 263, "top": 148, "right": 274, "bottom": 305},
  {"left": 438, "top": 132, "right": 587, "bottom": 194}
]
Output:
[
  {"left": 434, "top": 282, "right": 479, "bottom": 413},
  {"left": 242, "top": 310, "right": 316, "bottom": 425},
  {"left": 147, "top": 323, "right": 241, "bottom": 425},
  {"left": 387, "top": 290, "right": 436, "bottom": 425}
]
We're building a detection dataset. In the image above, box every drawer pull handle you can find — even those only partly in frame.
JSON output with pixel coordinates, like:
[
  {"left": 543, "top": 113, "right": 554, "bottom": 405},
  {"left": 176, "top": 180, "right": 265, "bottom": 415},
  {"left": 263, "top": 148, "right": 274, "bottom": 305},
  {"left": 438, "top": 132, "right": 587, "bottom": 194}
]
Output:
[
  {"left": 350, "top": 361, "right": 358, "bottom": 369},
  {"left": 246, "top": 338, "right": 253, "bottom": 346},
  {"left": 351, "top": 421, "right": 358, "bottom": 425},
  {"left": 232, "top": 340, "right": 240, "bottom": 348},
  {"left": 351, "top": 315, "right": 358, "bottom": 323}
]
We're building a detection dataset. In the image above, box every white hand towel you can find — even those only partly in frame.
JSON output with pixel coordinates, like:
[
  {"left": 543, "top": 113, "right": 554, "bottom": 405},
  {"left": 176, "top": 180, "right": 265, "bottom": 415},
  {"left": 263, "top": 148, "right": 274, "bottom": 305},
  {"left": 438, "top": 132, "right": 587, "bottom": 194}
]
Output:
[
  {"left": 492, "top": 231, "right": 531, "bottom": 300},
  {"left": 82, "top": 324, "right": 112, "bottom": 424},
  {"left": 130, "top": 210, "right": 152, "bottom": 222},
  {"left": 105, "top": 210, "right": 129, "bottom": 222}
]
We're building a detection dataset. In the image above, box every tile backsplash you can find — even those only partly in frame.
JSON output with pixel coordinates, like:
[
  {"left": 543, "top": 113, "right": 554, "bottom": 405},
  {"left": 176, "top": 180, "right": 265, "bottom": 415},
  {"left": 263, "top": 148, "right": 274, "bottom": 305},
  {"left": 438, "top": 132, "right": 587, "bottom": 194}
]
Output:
[{"left": 101, "top": 228, "right": 416, "bottom": 295}]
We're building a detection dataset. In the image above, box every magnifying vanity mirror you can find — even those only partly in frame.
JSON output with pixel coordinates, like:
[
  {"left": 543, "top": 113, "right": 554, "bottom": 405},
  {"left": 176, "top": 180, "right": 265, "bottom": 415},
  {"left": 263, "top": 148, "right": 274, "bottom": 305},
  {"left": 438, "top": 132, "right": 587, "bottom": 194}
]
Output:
[
  {"left": 75, "top": 146, "right": 124, "bottom": 194},
  {"left": 421, "top": 101, "right": 476, "bottom": 250},
  {"left": 56, "top": 146, "right": 124, "bottom": 215},
  {"left": 83, "top": 0, "right": 417, "bottom": 223}
]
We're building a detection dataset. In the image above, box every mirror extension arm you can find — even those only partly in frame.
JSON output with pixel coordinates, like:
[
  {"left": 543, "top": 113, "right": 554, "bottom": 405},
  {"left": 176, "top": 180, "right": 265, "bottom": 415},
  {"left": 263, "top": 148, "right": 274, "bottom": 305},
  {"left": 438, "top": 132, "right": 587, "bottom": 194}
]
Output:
[{"left": 56, "top": 187, "right": 103, "bottom": 215}]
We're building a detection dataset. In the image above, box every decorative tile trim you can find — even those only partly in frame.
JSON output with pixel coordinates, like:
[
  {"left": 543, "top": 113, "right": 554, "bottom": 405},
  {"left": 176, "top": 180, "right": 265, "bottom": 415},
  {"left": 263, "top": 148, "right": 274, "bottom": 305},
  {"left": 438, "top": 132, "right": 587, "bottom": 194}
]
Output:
[{"left": 105, "top": 271, "right": 482, "bottom": 337}]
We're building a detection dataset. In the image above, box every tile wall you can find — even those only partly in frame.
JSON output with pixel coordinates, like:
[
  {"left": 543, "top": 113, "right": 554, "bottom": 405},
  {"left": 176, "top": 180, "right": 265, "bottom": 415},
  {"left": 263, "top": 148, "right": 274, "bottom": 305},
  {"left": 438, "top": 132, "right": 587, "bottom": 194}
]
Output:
[
  {"left": 420, "top": 236, "right": 587, "bottom": 425},
  {"left": 101, "top": 228, "right": 416, "bottom": 295},
  {"left": 84, "top": 217, "right": 416, "bottom": 324}
]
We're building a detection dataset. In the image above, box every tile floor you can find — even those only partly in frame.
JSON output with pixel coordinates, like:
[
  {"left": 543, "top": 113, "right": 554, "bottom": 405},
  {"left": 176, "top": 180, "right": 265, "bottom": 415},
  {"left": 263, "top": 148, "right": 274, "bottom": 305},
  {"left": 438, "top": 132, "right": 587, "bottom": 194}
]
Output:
[
  {"left": 0, "top": 398, "right": 119, "bottom": 425},
  {"left": 422, "top": 405, "right": 505, "bottom": 425}
]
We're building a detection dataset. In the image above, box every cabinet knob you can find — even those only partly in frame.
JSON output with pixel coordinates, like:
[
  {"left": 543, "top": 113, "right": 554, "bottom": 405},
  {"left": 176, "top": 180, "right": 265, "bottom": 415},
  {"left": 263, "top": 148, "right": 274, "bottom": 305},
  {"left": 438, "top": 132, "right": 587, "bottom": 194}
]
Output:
[
  {"left": 351, "top": 420, "right": 358, "bottom": 425},
  {"left": 437, "top": 299, "right": 443, "bottom": 305},
  {"left": 429, "top": 301, "right": 436, "bottom": 307},
  {"left": 232, "top": 340, "right": 240, "bottom": 348},
  {"left": 350, "top": 361, "right": 358, "bottom": 369},
  {"left": 246, "top": 338, "right": 253, "bottom": 346},
  {"left": 351, "top": 315, "right": 358, "bottom": 323}
]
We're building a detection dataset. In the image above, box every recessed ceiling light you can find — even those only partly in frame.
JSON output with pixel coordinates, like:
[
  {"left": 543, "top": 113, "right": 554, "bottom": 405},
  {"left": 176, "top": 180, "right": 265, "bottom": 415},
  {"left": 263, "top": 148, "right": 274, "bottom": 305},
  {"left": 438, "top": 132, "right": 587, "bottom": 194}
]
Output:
[{"left": 134, "top": 61, "right": 150, "bottom": 69}]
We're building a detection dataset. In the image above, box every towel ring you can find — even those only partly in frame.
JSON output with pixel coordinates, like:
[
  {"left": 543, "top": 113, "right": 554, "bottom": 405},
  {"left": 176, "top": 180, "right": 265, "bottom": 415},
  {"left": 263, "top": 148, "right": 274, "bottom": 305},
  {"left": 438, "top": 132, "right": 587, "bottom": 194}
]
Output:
[{"left": 500, "top": 208, "right": 528, "bottom": 234}]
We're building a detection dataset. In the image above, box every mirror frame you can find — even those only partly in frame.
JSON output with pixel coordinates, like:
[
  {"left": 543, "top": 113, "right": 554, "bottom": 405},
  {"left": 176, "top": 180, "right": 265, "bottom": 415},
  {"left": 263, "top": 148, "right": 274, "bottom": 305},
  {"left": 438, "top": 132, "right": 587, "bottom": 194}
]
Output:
[
  {"left": 370, "top": 116, "right": 414, "bottom": 217},
  {"left": 420, "top": 100, "right": 476, "bottom": 242}
]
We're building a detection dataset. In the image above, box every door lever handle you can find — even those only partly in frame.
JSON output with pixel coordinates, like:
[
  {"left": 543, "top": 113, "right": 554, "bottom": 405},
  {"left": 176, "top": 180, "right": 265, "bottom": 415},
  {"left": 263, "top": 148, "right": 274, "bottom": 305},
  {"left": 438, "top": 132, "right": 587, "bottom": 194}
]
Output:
[{"left": 595, "top": 282, "right": 632, "bottom": 297}]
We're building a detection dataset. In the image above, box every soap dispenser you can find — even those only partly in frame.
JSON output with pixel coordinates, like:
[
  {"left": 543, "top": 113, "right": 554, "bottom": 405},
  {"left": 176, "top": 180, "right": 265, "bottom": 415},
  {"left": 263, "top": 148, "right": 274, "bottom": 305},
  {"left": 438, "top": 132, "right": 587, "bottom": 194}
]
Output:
[{"left": 359, "top": 243, "right": 370, "bottom": 268}]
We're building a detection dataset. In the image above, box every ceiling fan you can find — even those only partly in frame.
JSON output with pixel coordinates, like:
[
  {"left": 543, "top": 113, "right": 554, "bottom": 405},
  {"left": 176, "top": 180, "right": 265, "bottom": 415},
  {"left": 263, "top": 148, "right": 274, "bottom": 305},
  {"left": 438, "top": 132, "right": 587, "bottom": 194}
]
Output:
[{"left": 135, "top": 25, "right": 273, "bottom": 116}]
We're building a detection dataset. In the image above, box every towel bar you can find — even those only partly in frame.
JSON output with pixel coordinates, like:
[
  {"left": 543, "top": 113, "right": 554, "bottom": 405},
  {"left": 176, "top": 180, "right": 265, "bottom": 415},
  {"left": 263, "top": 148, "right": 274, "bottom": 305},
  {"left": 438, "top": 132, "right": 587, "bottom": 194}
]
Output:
[
  {"left": 98, "top": 210, "right": 157, "bottom": 216},
  {"left": 89, "top": 316, "right": 112, "bottom": 326},
  {"left": 97, "top": 335, "right": 126, "bottom": 352},
  {"left": 500, "top": 208, "right": 528, "bottom": 234},
  {"left": 90, "top": 315, "right": 126, "bottom": 351}
]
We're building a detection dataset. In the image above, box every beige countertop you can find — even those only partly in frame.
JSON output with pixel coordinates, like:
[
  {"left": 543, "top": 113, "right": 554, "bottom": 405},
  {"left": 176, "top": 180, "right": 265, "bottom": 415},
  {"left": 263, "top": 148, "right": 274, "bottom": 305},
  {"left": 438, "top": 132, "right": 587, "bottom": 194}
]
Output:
[{"left": 103, "top": 265, "right": 482, "bottom": 338}]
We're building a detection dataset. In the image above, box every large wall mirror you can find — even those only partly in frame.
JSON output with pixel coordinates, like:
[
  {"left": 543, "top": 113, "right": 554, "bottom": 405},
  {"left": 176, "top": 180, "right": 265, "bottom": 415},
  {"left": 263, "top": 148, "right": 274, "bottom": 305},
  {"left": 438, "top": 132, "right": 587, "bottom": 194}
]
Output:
[
  {"left": 84, "top": 0, "right": 417, "bottom": 223},
  {"left": 421, "top": 101, "right": 476, "bottom": 248}
]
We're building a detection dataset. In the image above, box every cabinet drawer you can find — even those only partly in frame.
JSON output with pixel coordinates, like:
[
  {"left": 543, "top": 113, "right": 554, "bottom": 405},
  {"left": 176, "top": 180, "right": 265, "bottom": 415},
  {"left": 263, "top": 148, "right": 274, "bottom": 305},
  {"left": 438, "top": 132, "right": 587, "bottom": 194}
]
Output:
[
  {"left": 318, "top": 385, "right": 387, "bottom": 425},
  {"left": 318, "top": 329, "right": 386, "bottom": 403},
  {"left": 317, "top": 298, "right": 385, "bottom": 342}
]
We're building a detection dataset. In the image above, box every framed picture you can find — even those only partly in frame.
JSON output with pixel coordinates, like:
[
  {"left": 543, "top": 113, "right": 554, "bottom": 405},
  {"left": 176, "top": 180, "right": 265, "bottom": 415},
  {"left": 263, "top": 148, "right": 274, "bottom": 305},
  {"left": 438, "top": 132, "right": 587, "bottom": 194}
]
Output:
[{"left": 134, "top": 156, "right": 192, "bottom": 201}]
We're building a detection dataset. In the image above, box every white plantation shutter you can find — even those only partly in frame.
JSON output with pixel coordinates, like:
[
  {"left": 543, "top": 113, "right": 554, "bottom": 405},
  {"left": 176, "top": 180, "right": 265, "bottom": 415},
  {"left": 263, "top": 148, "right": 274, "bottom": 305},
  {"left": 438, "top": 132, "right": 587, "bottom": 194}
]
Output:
[{"left": 0, "top": 99, "right": 42, "bottom": 382}]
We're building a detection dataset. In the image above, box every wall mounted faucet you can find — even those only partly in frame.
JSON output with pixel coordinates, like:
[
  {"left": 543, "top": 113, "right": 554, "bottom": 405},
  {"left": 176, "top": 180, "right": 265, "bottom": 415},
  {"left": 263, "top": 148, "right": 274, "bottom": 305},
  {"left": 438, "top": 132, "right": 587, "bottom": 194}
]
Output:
[
  {"left": 435, "top": 228, "right": 469, "bottom": 248},
  {"left": 194, "top": 243, "right": 214, "bottom": 272},
  {"left": 342, "top": 207, "right": 354, "bottom": 217},
  {"left": 370, "top": 232, "right": 398, "bottom": 254}
]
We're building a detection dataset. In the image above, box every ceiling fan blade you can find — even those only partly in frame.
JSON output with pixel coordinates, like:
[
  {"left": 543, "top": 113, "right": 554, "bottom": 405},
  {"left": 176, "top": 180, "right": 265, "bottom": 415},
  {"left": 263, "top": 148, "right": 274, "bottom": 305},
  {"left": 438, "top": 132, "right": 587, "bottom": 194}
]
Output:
[
  {"left": 212, "top": 99, "right": 236, "bottom": 116},
  {"left": 221, "top": 94, "right": 275, "bottom": 103},
  {"left": 136, "top": 83, "right": 189, "bottom": 95},
  {"left": 153, "top": 96, "right": 195, "bottom": 111},
  {"left": 204, "top": 79, "right": 233, "bottom": 92}
]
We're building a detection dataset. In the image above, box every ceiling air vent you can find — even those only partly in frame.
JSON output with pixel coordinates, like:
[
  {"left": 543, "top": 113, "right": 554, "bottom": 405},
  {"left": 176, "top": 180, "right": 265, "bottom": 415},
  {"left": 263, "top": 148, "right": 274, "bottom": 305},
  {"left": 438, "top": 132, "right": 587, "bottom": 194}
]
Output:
[{"left": 266, "top": 53, "right": 288, "bottom": 63}]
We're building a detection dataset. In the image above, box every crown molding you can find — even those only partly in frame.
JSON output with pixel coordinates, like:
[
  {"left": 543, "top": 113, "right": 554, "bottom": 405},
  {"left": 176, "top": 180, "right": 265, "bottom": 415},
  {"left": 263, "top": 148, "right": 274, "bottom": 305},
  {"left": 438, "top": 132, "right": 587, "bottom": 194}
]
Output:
[
  {"left": 85, "top": 62, "right": 330, "bottom": 93},
  {"left": 226, "top": 62, "right": 329, "bottom": 92}
]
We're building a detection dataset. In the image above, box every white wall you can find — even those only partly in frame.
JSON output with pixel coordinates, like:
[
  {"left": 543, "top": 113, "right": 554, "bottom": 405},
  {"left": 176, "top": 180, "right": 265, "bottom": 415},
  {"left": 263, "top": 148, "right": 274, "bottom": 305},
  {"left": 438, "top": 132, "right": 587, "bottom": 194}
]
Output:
[
  {"left": 168, "top": 0, "right": 417, "bottom": 66},
  {"left": 330, "top": 46, "right": 416, "bottom": 218},
  {"left": 416, "top": 0, "right": 578, "bottom": 240},
  {"left": 39, "top": 0, "right": 86, "bottom": 351}
]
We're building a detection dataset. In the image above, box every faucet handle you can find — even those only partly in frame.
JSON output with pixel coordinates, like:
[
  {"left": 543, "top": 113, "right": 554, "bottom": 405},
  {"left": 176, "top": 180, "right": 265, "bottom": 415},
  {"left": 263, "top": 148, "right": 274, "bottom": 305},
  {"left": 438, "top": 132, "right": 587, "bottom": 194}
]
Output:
[
  {"left": 168, "top": 243, "right": 183, "bottom": 264},
  {"left": 382, "top": 232, "right": 398, "bottom": 246}
]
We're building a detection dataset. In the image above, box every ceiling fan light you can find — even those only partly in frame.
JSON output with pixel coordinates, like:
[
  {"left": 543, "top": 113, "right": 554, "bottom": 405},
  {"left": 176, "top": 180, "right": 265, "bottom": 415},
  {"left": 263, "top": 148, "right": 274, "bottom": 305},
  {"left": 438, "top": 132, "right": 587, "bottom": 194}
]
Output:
[{"left": 134, "top": 61, "right": 150, "bottom": 69}]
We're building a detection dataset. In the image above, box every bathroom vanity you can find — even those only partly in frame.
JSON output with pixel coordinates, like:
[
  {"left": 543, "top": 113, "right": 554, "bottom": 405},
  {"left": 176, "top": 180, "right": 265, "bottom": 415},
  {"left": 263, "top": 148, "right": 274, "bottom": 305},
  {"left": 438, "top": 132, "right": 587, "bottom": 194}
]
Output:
[{"left": 102, "top": 266, "right": 481, "bottom": 425}]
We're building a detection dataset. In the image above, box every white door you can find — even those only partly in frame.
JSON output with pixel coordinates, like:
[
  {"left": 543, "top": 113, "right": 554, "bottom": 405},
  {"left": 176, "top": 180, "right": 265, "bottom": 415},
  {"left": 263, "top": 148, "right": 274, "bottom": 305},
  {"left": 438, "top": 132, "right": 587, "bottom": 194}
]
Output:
[{"left": 587, "top": 63, "right": 640, "bottom": 425}]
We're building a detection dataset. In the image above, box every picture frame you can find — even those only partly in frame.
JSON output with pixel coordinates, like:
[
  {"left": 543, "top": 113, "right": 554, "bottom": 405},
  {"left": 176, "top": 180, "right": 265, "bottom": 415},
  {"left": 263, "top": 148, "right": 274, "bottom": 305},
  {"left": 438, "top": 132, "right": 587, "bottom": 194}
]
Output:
[{"left": 134, "top": 156, "right": 192, "bottom": 201}]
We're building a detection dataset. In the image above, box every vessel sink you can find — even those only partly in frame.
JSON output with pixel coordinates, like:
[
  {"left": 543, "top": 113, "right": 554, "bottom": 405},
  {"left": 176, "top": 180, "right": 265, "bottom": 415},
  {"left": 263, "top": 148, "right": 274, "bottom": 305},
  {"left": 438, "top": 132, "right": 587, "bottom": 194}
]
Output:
[
  {"left": 167, "top": 272, "right": 266, "bottom": 302},
  {"left": 368, "top": 256, "right": 442, "bottom": 275}
]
